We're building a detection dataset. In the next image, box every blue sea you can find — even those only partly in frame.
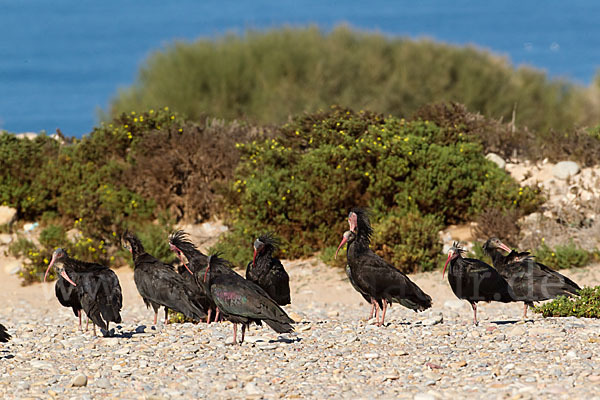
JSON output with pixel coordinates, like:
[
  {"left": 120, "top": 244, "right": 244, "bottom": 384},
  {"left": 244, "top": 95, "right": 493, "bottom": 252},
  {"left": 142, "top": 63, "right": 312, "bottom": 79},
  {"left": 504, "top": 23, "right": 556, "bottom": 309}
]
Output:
[{"left": 1, "top": 1, "right": 599, "bottom": 137}]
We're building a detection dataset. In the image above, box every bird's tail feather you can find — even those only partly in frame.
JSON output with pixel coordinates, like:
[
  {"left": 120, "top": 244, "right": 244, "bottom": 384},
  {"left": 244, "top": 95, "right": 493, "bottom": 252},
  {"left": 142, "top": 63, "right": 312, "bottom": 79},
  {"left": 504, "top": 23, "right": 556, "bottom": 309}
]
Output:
[{"left": 0, "top": 324, "right": 11, "bottom": 343}]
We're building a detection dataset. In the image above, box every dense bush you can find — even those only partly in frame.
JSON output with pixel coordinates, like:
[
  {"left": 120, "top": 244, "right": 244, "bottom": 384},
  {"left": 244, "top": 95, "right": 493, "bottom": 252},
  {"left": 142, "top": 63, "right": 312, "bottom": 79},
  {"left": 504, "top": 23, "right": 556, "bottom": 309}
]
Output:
[
  {"left": 535, "top": 286, "right": 600, "bottom": 318},
  {"left": 532, "top": 241, "right": 597, "bottom": 270},
  {"left": 109, "top": 26, "right": 598, "bottom": 136},
  {"left": 216, "top": 106, "right": 543, "bottom": 271},
  {"left": 1, "top": 108, "right": 257, "bottom": 283}
]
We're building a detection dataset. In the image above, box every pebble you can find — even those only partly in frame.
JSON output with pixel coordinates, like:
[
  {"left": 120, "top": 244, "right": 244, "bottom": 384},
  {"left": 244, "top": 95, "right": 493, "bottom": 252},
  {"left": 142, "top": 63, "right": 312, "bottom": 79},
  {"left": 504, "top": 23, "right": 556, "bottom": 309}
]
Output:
[
  {"left": 1, "top": 275, "right": 600, "bottom": 399},
  {"left": 70, "top": 374, "right": 88, "bottom": 387}
]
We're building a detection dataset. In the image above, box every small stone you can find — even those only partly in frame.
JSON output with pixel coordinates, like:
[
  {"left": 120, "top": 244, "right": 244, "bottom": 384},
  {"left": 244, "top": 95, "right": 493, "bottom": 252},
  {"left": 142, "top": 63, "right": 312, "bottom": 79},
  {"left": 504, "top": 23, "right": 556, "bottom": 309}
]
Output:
[
  {"left": 552, "top": 161, "right": 580, "bottom": 180},
  {"left": 508, "top": 326, "right": 525, "bottom": 336},
  {"left": 450, "top": 360, "right": 467, "bottom": 368},
  {"left": 364, "top": 353, "right": 379, "bottom": 359},
  {"left": 95, "top": 378, "right": 111, "bottom": 389},
  {"left": 70, "top": 374, "right": 88, "bottom": 387},
  {"left": 486, "top": 153, "right": 506, "bottom": 169},
  {"left": 245, "top": 382, "right": 261, "bottom": 396},
  {"left": 327, "top": 310, "right": 339, "bottom": 317},
  {"left": 115, "top": 347, "right": 130, "bottom": 356},
  {"left": 0, "top": 206, "right": 17, "bottom": 226},
  {"left": 414, "top": 394, "right": 435, "bottom": 400}
]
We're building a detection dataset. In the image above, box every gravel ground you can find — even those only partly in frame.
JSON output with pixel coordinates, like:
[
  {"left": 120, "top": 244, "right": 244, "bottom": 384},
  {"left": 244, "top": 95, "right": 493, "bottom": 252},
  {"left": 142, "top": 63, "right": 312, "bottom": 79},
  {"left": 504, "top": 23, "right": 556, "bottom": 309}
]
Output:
[{"left": 1, "top": 259, "right": 600, "bottom": 399}]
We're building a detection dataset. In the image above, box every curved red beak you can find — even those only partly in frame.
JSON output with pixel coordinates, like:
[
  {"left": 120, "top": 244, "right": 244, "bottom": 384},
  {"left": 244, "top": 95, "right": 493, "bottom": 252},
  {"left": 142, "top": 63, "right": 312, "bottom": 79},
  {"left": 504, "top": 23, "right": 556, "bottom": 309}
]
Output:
[
  {"left": 60, "top": 270, "right": 77, "bottom": 287},
  {"left": 442, "top": 251, "right": 453, "bottom": 279},
  {"left": 44, "top": 253, "right": 58, "bottom": 283},
  {"left": 252, "top": 248, "right": 257, "bottom": 268},
  {"left": 335, "top": 236, "right": 348, "bottom": 260},
  {"left": 498, "top": 241, "right": 513, "bottom": 253},
  {"left": 170, "top": 244, "right": 193, "bottom": 275}
]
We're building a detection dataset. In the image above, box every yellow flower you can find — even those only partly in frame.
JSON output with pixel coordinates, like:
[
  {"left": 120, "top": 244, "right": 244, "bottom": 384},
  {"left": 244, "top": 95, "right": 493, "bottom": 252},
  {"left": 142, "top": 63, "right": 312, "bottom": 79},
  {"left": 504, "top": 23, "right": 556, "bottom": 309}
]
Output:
[
  {"left": 364, "top": 172, "right": 370, "bottom": 177},
  {"left": 149, "top": 109, "right": 154, "bottom": 114},
  {"left": 281, "top": 196, "right": 286, "bottom": 201},
  {"left": 133, "top": 118, "right": 138, "bottom": 123},
  {"left": 164, "top": 106, "right": 169, "bottom": 111},
  {"left": 170, "top": 116, "right": 175, "bottom": 120}
]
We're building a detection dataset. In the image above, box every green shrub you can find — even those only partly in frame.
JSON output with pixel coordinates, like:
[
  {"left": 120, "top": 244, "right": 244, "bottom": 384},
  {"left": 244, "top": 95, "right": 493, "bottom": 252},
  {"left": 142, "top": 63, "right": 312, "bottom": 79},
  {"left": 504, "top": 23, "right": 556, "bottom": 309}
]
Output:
[
  {"left": 216, "top": 106, "right": 543, "bottom": 272},
  {"left": 532, "top": 241, "right": 597, "bottom": 270},
  {"left": 535, "top": 286, "right": 600, "bottom": 318},
  {"left": 372, "top": 209, "right": 444, "bottom": 273},
  {"left": 109, "top": 26, "right": 595, "bottom": 136}
]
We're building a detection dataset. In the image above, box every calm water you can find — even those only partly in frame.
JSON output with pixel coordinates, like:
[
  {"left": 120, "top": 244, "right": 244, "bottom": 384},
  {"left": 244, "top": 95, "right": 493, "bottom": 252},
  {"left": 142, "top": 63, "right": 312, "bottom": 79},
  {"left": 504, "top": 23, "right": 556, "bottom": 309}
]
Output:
[{"left": 1, "top": 1, "right": 599, "bottom": 136}]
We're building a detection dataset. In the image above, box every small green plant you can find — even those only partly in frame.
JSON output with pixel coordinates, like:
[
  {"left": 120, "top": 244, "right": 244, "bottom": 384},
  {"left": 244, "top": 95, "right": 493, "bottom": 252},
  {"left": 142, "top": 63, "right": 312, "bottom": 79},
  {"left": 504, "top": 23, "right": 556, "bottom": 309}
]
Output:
[
  {"left": 532, "top": 241, "right": 596, "bottom": 270},
  {"left": 535, "top": 286, "right": 600, "bottom": 318}
]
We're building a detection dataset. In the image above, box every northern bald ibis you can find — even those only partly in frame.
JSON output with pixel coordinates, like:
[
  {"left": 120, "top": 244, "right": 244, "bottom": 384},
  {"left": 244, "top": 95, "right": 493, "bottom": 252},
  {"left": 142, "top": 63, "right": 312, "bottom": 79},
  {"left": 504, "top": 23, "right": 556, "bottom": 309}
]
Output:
[
  {"left": 483, "top": 237, "right": 581, "bottom": 318},
  {"left": 204, "top": 254, "right": 294, "bottom": 344},
  {"left": 168, "top": 230, "right": 222, "bottom": 323},
  {"left": 0, "top": 324, "right": 10, "bottom": 342},
  {"left": 336, "top": 230, "right": 383, "bottom": 320},
  {"left": 339, "top": 209, "right": 432, "bottom": 326},
  {"left": 443, "top": 242, "right": 516, "bottom": 325},
  {"left": 122, "top": 231, "right": 207, "bottom": 325},
  {"left": 44, "top": 248, "right": 123, "bottom": 334},
  {"left": 246, "top": 233, "right": 291, "bottom": 306}
]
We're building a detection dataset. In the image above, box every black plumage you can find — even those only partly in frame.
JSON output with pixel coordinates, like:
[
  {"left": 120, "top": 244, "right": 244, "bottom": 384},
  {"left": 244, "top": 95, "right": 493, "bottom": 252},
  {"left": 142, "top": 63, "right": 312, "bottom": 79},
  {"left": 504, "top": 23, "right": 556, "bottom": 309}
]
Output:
[
  {"left": 336, "top": 231, "right": 383, "bottom": 320},
  {"left": 0, "top": 323, "right": 11, "bottom": 343},
  {"left": 44, "top": 248, "right": 123, "bottom": 333},
  {"left": 483, "top": 237, "right": 581, "bottom": 318},
  {"left": 55, "top": 275, "right": 85, "bottom": 330},
  {"left": 204, "top": 254, "right": 294, "bottom": 344},
  {"left": 443, "top": 242, "right": 516, "bottom": 325},
  {"left": 123, "top": 231, "right": 207, "bottom": 325},
  {"left": 168, "top": 230, "right": 223, "bottom": 323},
  {"left": 340, "top": 209, "right": 432, "bottom": 326},
  {"left": 246, "top": 233, "right": 291, "bottom": 306}
]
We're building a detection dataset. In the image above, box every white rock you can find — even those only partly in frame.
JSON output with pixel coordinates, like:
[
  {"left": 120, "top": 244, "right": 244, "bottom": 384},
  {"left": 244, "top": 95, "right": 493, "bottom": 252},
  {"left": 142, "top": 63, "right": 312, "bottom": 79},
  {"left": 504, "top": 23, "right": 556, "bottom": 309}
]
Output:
[
  {"left": 552, "top": 161, "right": 580, "bottom": 180},
  {"left": 486, "top": 153, "right": 506, "bottom": 169},
  {"left": 70, "top": 374, "right": 88, "bottom": 387},
  {"left": 0, "top": 206, "right": 17, "bottom": 226},
  {"left": 245, "top": 382, "right": 261, "bottom": 395},
  {"left": 0, "top": 233, "right": 12, "bottom": 245},
  {"left": 23, "top": 222, "right": 38, "bottom": 232}
]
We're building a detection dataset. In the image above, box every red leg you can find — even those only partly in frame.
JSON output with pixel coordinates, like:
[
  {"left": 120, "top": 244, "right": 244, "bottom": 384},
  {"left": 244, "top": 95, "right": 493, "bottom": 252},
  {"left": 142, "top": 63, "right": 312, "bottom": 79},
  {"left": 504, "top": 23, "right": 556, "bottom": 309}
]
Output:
[
  {"left": 232, "top": 323, "right": 238, "bottom": 344},
  {"left": 523, "top": 303, "right": 528, "bottom": 319},
  {"left": 85, "top": 313, "right": 90, "bottom": 332},
  {"left": 241, "top": 324, "right": 246, "bottom": 344},
  {"left": 78, "top": 310, "right": 82, "bottom": 331},
  {"left": 206, "top": 308, "right": 212, "bottom": 324},
  {"left": 380, "top": 299, "right": 388, "bottom": 326},
  {"left": 369, "top": 300, "right": 376, "bottom": 320},
  {"left": 375, "top": 300, "right": 381, "bottom": 326},
  {"left": 471, "top": 303, "right": 478, "bottom": 325},
  {"left": 214, "top": 308, "right": 220, "bottom": 323}
]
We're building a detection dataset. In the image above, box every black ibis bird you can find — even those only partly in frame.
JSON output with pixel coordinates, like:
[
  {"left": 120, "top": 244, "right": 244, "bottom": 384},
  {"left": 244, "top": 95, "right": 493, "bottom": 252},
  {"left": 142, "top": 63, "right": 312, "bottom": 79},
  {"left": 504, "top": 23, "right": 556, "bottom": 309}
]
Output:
[
  {"left": 483, "top": 237, "right": 581, "bottom": 318},
  {"left": 338, "top": 208, "right": 432, "bottom": 326},
  {"left": 0, "top": 323, "right": 11, "bottom": 343},
  {"left": 203, "top": 254, "right": 294, "bottom": 344},
  {"left": 246, "top": 233, "right": 291, "bottom": 306},
  {"left": 335, "top": 230, "right": 383, "bottom": 320},
  {"left": 168, "top": 230, "right": 222, "bottom": 323},
  {"left": 44, "top": 248, "right": 123, "bottom": 335},
  {"left": 122, "top": 231, "right": 207, "bottom": 325},
  {"left": 443, "top": 242, "right": 516, "bottom": 325}
]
